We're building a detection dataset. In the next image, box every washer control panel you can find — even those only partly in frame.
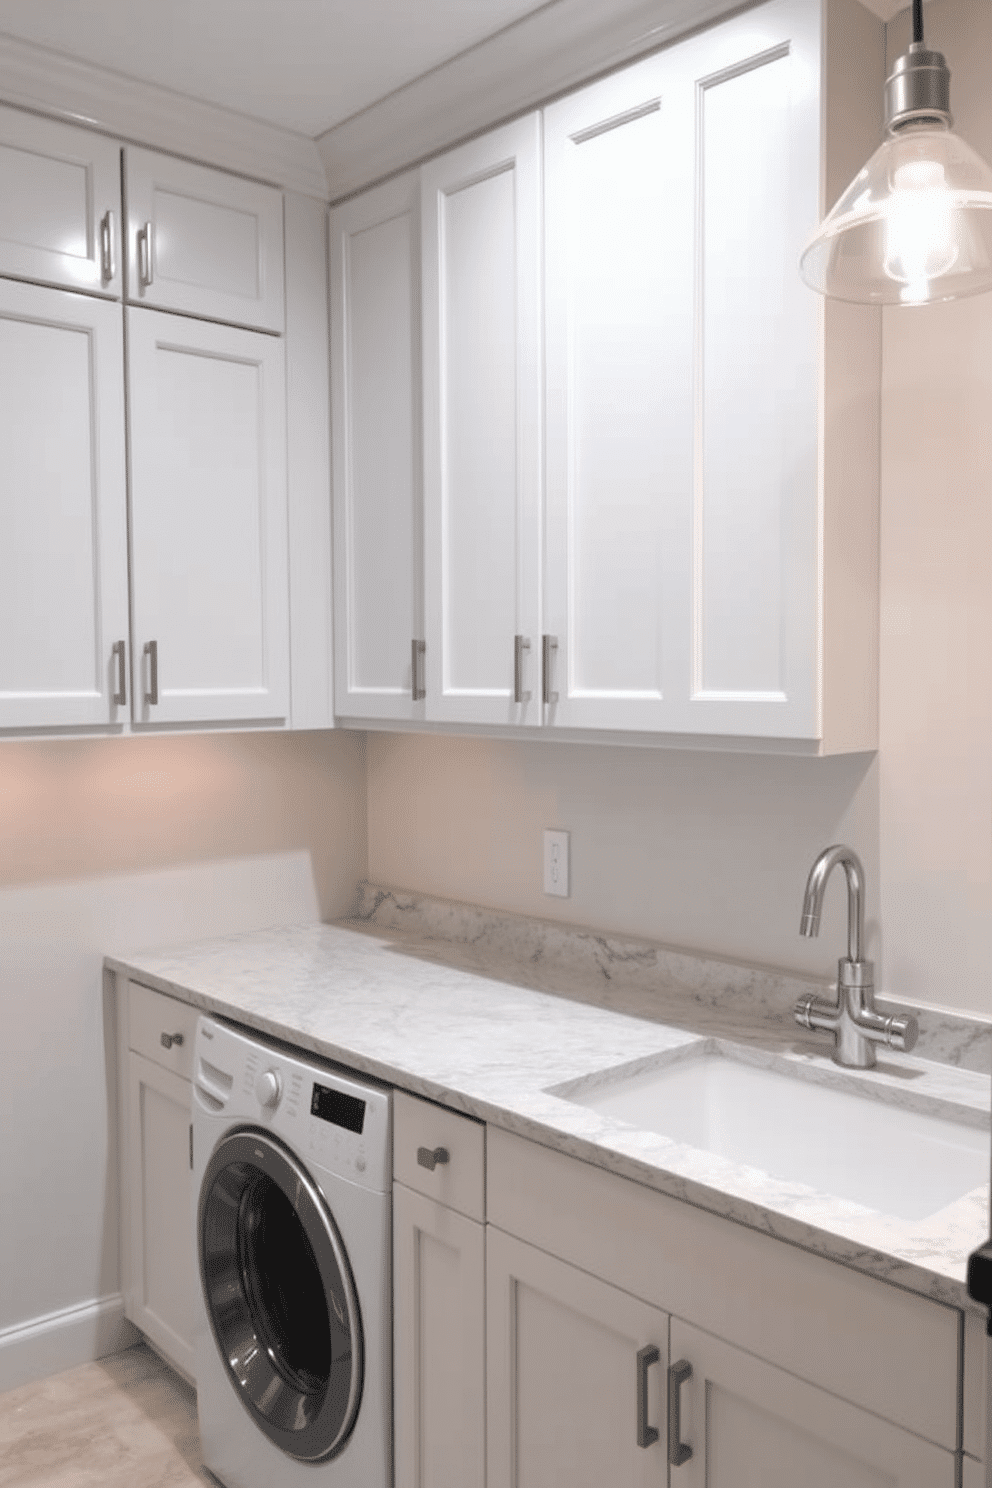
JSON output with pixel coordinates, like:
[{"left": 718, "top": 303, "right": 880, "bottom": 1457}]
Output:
[{"left": 194, "top": 1016, "right": 391, "bottom": 1193}]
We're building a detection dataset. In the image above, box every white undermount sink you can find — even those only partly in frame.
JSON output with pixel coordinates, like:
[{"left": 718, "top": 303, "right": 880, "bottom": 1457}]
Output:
[{"left": 550, "top": 1041, "right": 990, "bottom": 1222}]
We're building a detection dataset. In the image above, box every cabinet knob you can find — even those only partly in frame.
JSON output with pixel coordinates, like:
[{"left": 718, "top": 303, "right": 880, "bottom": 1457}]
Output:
[
  {"left": 160, "top": 1031, "right": 184, "bottom": 1050},
  {"left": 416, "top": 1145, "right": 450, "bottom": 1171}
]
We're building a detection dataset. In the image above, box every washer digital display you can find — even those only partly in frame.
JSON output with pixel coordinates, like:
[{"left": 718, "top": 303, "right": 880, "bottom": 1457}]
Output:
[{"left": 311, "top": 1082, "right": 366, "bottom": 1134}]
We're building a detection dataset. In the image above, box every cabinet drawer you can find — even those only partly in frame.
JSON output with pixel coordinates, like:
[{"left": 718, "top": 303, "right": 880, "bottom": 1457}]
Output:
[
  {"left": 394, "top": 1090, "right": 485, "bottom": 1221},
  {"left": 0, "top": 105, "right": 122, "bottom": 296},
  {"left": 128, "top": 981, "right": 198, "bottom": 1081},
  {"left": 488, "top": 1126, "right": 960, "bottom": 1451},
  {"left": 124, "top": 147, "right": 284, "bottom": 331}
]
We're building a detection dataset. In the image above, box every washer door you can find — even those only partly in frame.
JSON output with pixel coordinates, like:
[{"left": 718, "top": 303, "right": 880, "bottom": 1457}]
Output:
[{"left": 198, "top": 1127, "right": 363, "bottom": 1462}]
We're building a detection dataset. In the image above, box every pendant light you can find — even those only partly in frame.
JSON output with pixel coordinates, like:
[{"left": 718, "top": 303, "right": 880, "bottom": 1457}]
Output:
[{"left": 799, "top": 0, "right": 992, "bottom": 305}]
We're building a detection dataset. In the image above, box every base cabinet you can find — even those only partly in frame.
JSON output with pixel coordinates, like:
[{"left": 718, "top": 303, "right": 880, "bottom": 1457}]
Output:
[
  {"left": 486, "top": 1226, "right": 669, "bottom": 1488},
  {"left": 669, "top": 1318, "right": 956, "bottom": 1487},
  {"left": 119, "top": 980, "right": 199, "bottom": 1382}
]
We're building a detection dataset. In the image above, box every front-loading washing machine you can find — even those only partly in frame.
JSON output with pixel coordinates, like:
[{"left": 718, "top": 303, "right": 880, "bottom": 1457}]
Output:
[{"left": 191, "top": 1015, "right": 391, "bottom": 1488}]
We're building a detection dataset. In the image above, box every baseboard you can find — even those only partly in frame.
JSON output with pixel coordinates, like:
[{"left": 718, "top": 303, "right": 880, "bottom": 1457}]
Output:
[{"left": 0, "top": 1293, "right": 140, "bottom": 1394}]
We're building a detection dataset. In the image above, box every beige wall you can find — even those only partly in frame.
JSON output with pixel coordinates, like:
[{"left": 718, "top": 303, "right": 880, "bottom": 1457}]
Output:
[
  {"left": 0, "top": 730, "right": 366, "bottom": 1352},
  {"left": 367, "top": 0, "right": 992, "bottom": 1019}
]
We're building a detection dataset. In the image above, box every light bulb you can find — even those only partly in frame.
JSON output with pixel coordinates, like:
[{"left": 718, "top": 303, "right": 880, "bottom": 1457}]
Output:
[{"left": 883, "top": 157, "right": 957, "bottom": 302}]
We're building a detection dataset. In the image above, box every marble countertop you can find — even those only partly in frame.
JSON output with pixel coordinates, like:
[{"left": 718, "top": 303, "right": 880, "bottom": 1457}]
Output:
[{"left": 106, "top": 887, "right": 992, "bottom": 1314}]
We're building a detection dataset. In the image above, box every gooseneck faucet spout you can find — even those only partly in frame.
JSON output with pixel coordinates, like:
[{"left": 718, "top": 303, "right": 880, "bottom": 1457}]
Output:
[
  {"left": 794, "top": 845, "right": 918, "bottom": 1069},
  {"left": 800, "top": 843, "right": 865, "bottom": 963}
]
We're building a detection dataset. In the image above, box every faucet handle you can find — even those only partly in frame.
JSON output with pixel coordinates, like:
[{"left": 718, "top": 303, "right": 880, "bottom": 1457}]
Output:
[{"left": 881, "top": 1010, "right": 919, "bottom": 1054}]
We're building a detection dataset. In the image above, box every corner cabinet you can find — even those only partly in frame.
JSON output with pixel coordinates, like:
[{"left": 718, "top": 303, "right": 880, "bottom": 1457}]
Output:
[
  {"left": 331, "top": 0, "right": 884, "bottom": 752},
  {"left": 0, "top": 104, "right": 331, "bottom": 737}
]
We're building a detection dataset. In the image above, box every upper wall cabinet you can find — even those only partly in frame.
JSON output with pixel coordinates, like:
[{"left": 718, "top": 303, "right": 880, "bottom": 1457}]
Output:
[
  {"left": 331, "top": 0, "right": 883, "bottom": 753},
  {"left": 330, "top": 170, "right": 423, "bottom": 723},
  {"left": 124, "top": 148, "right": 285, "bottom": 332},
  {"left": 0, "top": 279, "right": 129, "bottom": 729},
  {"left": 420, "top": 114, "right": 543, "bottom": 730},
  {"left": 0, "top": 105, "right": 122, "bottom": 296}
]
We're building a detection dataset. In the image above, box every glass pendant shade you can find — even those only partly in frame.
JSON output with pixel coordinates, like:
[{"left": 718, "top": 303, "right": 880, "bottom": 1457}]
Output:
[{"left": 800, "top": 33, "right": 992, "bottom": 305}]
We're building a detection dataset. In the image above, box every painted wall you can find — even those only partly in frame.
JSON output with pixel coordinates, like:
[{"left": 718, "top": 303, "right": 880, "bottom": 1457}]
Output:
[
  {"left": 0, "top": 729, "right": 366, "bottom": 1377},
  {"left": 367, "top": 0, "right": 992, "bottom": 1019}
]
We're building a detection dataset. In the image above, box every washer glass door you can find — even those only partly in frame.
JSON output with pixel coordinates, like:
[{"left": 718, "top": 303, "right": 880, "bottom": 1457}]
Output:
[{"left": 198, "top": 1128, "right": 363, "bottom": 1461}]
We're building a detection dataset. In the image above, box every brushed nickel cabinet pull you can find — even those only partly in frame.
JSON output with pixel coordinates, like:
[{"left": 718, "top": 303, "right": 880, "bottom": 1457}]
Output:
[
  {"left": 667, "top": 1358, "right": 693, "bottom": 1466},
  {"left": 416, "top": 1145, "right": 449, "bottom": 1171},
  {"left": 514, "top": 634, "right": 532, "bottom": 704},
  {"left": 111, "top": 640, "right": 127, "bottom": 706},
  {"left": 144, "top": 640, "right": 158, "bottom": 705},
  {"left": 100, "top": 210, "right": 116, "bottom": 282},
  {"left": 160, "top": 1031, "right": 184, "bottom": 1050},
  {"left": 636, "top": 1345, "right": 660, "bottom": 1448},
  {"left": 542, "top": 633, "right": 559, "bottom": 705},
  {"left": 411, "top": 638, "right": 426, "bottom": 701},
  {"left": 138, "top": 221, "right": 154, "bottom": 287}
]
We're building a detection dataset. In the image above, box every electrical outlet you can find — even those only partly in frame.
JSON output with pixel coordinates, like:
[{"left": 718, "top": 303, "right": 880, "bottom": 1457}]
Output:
[{"left": 543, "top": 829, "right": 570, "bottom": 897}]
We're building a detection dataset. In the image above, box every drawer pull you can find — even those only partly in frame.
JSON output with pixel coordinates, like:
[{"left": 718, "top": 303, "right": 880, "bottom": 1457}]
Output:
[
  {"left": 636, "top": 1344, "right": 660, "bottom": 1448},
  {"left": 417, "top": 1145, "right": 450, "bottom": 1172},
  {"left": 667, "top": 1358, "right": 693, "bottom": 1467},
  {"left": 160, "top": 1031, "right": 185, "bottom": 1050}
]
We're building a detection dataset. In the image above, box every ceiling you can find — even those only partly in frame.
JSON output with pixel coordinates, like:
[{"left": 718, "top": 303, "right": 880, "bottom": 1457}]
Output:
[{"left": 0, "top": 0, "right": 559, "bottom": 139}]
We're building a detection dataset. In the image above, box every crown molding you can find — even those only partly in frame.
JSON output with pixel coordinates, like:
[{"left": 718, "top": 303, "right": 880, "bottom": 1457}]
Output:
[
  {"left": 318, "top": 0, "right": 770, "bottom": 200},
  {"left": 0, "top": 31, "right": 329, "bottom": 198}
]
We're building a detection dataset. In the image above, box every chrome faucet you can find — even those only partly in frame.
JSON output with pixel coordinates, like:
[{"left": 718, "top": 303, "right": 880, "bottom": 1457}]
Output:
[{"left": 794, "top": 845, "right": 918, "bottom": 1068}]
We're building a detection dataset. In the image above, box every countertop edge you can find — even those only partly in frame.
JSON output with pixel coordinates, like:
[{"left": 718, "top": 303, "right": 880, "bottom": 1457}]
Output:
[{"left": 105, "top": 949, "right": 986, "bottom": 1316}]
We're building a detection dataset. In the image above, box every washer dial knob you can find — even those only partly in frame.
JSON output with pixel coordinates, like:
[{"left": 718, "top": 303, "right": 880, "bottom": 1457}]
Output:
[{"left": 255, "top": 1069, "right": 282, "bottom": 1109}]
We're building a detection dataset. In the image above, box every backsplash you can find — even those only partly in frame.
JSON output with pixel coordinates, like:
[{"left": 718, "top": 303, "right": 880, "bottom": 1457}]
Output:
[{"left": 351, "top": 882, "right": 992, "bottom": 1075}]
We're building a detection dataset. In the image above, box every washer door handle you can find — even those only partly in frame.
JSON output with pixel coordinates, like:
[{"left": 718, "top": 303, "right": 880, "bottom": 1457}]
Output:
[{"left": 417, "top": 1145, "right": 450, "bottom": 1171}]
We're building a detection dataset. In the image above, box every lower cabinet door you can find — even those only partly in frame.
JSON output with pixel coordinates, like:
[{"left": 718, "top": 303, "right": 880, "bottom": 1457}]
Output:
[
  {"left": 487, "top": 1226, "right": 669, "bottom": 1488},
  {"left": 393, "top": 1181, "right": 485, "bottom": 1488},
  {"left": 668, "top": 1318, "right": 957, "bottom": 1487},
  {"left": 125, "top": 1051, "right": 196, "bottom": 1381}
]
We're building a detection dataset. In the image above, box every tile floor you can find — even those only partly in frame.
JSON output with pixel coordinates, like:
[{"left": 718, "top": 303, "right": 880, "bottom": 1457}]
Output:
[{"left": 0, "top": 1344, "right": 213, "bottom": 1487}]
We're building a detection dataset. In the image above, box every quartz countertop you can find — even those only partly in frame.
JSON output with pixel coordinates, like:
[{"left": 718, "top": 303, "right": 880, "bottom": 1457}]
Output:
[{"left": 106, "top": 888, "right": 992, "bottom": 1313}]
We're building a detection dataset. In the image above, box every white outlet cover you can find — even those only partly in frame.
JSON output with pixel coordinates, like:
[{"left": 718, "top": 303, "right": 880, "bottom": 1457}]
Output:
[{"left": 544, "top": 829, "right": 570, "bottom": 897}]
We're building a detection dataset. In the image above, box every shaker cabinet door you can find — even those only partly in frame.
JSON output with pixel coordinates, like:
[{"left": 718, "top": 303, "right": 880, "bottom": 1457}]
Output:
[
  {"left": 668, "top": 1318, "right": 956, "bottom": 1487},
  {"left": 127, "top": 308, "right": 289, "bottom": 725},
  {"left": 393, "top": 1182, "right": 485, "bottom": 1488},
  {"left": 0, "top": 105, "right": 122, "bottom": 296},
  {"left": 421, "top": 114, "right": 543, "bottom": 728},
  {"left": 125, "top": 1052, "right": 196, "bottom": 1383},
  {"left": 124, "top": 148, "right": 284, "bottom": 332},
  {"left": 487, "top": 1226, "right": 669, "bottom": 1488},
  {"left": 543, "top": 50, "right": 693, "bottom": 733},
  {"left": 330, "top": 170, "right": 424, "bottom": 721},
  {"left": 669, "top": 0, "right": 822, "bottom": 739},
  {"left": 0, "top": 279, "right": 129, "bottom": 729}
]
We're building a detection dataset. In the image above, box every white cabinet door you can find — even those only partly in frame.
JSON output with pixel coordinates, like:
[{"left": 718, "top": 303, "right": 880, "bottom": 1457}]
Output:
[
  {"left": 543, "top": 51, "right": 694, "bottom": 733},
  {"left": 127, "top": 308, "right": 290, "bottom": 725},
  {"left": 672, "top": 0, "right": 822, "bottom": 739},
  {"left": 330, "top": 171, "right": 424, "bottom": 721},
  {"left": 125, "top": 1051, "right": 196, "bottom": 1382},
  {"left": 393, "top": 1181, "right": 485, "bottom": 1488},
  {"left": 0, "top": 280, "right": 129, "bottom": 729},
  {"left": 421, "top": 115, "right": 542, "bottom": 727},
  {"left": 668, "top": 1318, "right": 956, "bottom": 1487},
  {"left": 487, "top": 1226, "right": 669, "bottom": 1488},
  {"left": 0, "top": 105, "right": 121, "bottom": 296},
  {"left": 124, "top": 148, "right": 284, "bottom": 332}
]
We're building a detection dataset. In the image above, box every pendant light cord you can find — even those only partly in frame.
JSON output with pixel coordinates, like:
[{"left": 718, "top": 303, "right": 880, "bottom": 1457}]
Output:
[{"left": 913, "top": 0, "right": 923, "bottom": 44}]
